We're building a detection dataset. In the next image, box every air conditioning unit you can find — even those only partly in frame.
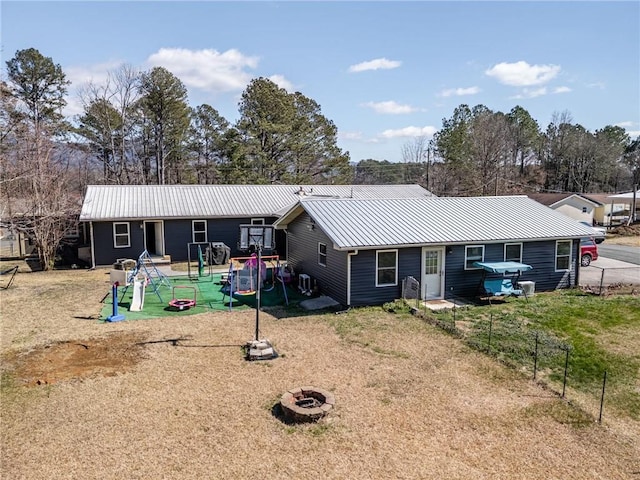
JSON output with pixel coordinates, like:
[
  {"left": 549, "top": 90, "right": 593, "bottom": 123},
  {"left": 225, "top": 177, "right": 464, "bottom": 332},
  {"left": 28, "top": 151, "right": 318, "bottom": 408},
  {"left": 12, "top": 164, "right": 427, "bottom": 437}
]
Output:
[{"left": 519, "top": 281, "right": 535, "bottom": 297}]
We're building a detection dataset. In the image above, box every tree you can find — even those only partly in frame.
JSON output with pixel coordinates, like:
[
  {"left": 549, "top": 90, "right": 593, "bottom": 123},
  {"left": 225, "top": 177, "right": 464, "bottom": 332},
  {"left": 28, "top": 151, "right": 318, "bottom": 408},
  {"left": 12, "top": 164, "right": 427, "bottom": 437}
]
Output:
[
  {"left": 623, "top": 138, "right": 640, "bottom": 186},
  {"left": 138, "top": 66, "right": 190, "bottom": 184},
  {"left": 506, "top": 106, "right": 541, "bottom": 184},
  {"left": 2, "top": 48, "right": 76, "bottom": 270},
  {"left": 237, "top": 78, "right": 296, "bottom": 183},
  {"left": 237, "top": 78, "right": 351, "bottom": 184},
  {"left": 401, "top": 136, "right": 432, "bottom": 189},
  {"left": 75, "top": 64, "right": 142, "bottom": 184},
  {"left": 432, "top": 104, "right": 474, "bottom": 195},
  {"left": 186, "top": 104, "right": 230, "bottom": 184},
  {"left": 5, "top": 48, "right": 69, "bottom": 134},
  {"left": 466, "top": 107, "right": 510, "bottom": 195},
  {"left": 284, "top": 92, "right": 351, "bottom": 184},
  {"left": 354, "top": 159, "right": 404, "bottom": 184},
  {"left": 593, "top": 125, "right": 631, "bottom": 192}
]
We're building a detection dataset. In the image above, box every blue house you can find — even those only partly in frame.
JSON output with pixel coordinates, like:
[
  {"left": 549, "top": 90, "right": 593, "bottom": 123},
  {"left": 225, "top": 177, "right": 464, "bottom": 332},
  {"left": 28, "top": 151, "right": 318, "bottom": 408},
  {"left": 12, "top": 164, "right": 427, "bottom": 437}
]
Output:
[
  {"left": 79, "top": 184, "right": 433, "bottom": 267},
  {"left": 272, "top": 195, "right": 597, "bottom": 307}
]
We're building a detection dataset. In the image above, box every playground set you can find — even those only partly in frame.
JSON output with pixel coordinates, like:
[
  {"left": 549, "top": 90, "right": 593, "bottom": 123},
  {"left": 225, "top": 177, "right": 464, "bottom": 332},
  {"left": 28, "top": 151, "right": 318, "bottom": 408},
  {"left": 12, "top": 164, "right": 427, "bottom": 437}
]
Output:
[{"left": 101, "top": 233, "right": 302, "bottom": 324}]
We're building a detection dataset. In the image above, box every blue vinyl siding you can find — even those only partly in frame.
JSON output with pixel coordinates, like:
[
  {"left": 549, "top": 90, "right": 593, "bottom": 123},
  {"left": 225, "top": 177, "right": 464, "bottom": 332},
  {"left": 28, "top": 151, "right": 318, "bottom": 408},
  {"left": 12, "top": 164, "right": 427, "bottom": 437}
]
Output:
[
  {"left": 443, "top": 240, "right": 578, "bottom": 299},
  {"left": 93, "top": 221, "right": 145, "bottom": 266},
  {"left": 284, "top": 234, "right": 580, "bottom": 306},
  {"left": 349, "top": 248, "right": 422, "bottom": 307},
  {"left": 91, "top": 216, "right": 284, "bottom": 266},
  {"left": 285, "top": 213, "right": 349, "bottom": 305}
]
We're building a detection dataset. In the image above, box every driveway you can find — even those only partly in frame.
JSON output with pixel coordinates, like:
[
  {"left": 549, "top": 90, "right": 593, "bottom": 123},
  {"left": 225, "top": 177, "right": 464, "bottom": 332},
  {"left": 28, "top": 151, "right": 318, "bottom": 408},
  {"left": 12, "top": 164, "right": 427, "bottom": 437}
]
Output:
[
  {"left": 580, "top": 255, "right": 640, "bottom": 287},
  {"left": 597, "top": 244, "right": 640, "bottom": 265}
]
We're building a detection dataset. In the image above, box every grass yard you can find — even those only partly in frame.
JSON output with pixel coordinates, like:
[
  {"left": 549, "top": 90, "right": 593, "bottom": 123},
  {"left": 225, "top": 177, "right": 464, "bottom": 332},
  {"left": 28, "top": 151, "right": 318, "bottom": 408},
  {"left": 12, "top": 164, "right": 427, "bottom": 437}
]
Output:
[
  {"left": 1, "top": 267, "right": 639, "bottom": 479},
  {"left": 428, "top": 290, "right": 640, "bottom": 422}
]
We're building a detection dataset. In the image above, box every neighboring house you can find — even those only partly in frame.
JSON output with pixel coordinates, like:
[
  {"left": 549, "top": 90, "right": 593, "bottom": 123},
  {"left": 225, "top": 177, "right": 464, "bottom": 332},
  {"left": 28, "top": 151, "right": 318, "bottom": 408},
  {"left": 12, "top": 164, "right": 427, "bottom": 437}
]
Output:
[
  {"left": 272, "top": 196, "right": 596, "bottom": 307},
  {"left": 527, "top": 193, "right": 602, "bottom": 225},
  {"left": 79, "top": 184, "right": 434, "bottom": 267},
  {"left": 0, "top": 199, "right": 84, "bottom": 261},
  {"left": 604, "top": 191, "right": 639, "bottom": 223},
  {"left": 580, "top": 193, "right": 631, "bottom": 226}
]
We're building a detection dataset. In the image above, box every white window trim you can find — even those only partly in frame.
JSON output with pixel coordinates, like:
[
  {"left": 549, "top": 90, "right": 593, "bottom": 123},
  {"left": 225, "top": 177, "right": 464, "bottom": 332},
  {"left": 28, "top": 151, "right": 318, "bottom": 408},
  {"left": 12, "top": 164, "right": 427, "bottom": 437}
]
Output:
[
  {"left": 376, "top": 249, "right": 398, "bottom": 287},
  {"left": 318, "top": 242, "right": 327, "bottom": 267},
  {"left": 464, "top": 245, "right": 485, "bottom": 270},
  {"left": 192, "top": 220, "right": 208, "bottom": 243},
  {"left": 504, "top": 242, "right": 523, "bottom": 263},
  {"left": 251, "top": 218, "right": 265, "bottom": 225},
  {"left": 113, "top": 222, "right": 131, "bottom": 248},
  {"left": 555, "top": 240, "right": 572, "bottom": 271}
]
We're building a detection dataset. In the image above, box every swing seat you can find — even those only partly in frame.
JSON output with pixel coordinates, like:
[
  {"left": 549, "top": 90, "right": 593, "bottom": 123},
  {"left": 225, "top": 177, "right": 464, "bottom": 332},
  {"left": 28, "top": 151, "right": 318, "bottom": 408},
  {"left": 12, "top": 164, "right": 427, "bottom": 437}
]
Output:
[{"left": 482, "top": 279, "right": 522, "bottom": 297}]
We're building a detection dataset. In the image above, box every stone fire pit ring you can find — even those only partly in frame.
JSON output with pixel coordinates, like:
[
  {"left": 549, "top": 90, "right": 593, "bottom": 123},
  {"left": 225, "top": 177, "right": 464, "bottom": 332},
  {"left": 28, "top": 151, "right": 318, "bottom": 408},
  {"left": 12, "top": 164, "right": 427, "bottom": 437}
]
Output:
[{"left": 279, "top": 386, "right": 335, "bottom": 423}]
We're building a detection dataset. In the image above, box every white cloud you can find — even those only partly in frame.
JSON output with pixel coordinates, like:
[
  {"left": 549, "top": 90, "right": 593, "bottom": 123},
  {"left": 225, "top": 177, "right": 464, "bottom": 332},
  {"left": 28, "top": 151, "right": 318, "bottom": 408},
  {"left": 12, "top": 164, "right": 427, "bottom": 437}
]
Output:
[
  {"left": 268, "top": 74, "right": 295, "bottom": 92},
  {"left": 553, "top": 86, "right": 571, "bottom": 94},
  {"left": 627, "top": 130, "right": 640, "bottom": 139},
  {"left": 66, "top": 60, "right": 125, "bottom": 89},
  {"left": 339, "top": 131, "right": 381, "bottom": 143},
  {"left": 587, "top": 81, "right": 606, "bottom": 89},
  {"left": 510, "top": 87, "right": 548, "bottom": 99},
  {"left": 146, "top": 47, "right": 259, "bottom": 92},
  {"left": 438, "top": 86, "right": 481, "bottom": 98},
  {"left": 361, "top": 101, "right": 417, "bottom": 114},
  {"left": 64, "top": 60, "right": 128, "bottom": 117},
  {"left": 615, "top": 121, "right": 634, "bottom": 128},
  {"left": 348, "top": 58, "right": 401, "bottom": 73},
  {"left": 485, "top": 61, "right": 561, "bottom": 86},
  {"left": 381, "top": 126, "right": 437, "bottom": 139},
  {"left": 341, "top": 131, "right": 364, "bottom": 140}
]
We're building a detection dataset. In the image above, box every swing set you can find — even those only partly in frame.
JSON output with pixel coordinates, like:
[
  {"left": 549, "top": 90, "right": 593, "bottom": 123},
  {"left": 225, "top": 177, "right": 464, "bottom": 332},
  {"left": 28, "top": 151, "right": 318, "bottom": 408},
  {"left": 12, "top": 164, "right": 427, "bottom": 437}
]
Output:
[{"left": 222, "top": 254, "right": 289, "bottom": 309}]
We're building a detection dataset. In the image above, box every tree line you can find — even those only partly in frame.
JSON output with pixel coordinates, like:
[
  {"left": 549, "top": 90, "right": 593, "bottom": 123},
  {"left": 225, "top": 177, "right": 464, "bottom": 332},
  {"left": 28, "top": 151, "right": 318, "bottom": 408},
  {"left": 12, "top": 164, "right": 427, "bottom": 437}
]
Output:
[{"left": 1, "top": 48, "right": 638, "bottom": 268}]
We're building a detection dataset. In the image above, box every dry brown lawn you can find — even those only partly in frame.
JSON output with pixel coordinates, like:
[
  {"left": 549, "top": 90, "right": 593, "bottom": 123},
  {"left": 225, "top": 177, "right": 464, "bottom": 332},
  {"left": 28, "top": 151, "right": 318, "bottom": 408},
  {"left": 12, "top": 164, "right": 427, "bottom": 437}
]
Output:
[{"left": 1, "top": 268, "right": 639, "bottom": 479}]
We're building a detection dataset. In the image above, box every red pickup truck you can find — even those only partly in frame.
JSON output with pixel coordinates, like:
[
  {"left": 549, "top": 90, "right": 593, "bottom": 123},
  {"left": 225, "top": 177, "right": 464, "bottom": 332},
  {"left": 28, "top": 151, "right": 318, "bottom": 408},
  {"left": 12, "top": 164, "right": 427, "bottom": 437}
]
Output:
[{"left": 580, "top": 237, "right": 599, "bottom": 266}]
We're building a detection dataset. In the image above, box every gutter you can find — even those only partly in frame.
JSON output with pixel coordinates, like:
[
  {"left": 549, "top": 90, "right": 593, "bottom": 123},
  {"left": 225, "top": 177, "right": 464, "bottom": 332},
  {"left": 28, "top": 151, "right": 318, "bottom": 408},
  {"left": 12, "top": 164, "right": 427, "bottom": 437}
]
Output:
[{"left": 331, "top": 236, "right": 592, "bottom": 252}]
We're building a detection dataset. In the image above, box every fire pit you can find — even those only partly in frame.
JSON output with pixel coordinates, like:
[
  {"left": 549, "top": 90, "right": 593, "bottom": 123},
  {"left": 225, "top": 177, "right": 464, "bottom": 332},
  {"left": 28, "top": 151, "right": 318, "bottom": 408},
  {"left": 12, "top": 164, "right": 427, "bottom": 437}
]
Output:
[{"left": 279, "top": 386, "right": 335, "bottom": 423}]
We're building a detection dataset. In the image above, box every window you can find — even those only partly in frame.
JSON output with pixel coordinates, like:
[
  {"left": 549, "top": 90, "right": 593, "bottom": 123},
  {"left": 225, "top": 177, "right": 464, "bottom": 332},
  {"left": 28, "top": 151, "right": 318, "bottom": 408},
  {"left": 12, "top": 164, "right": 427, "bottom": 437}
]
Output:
[
  {"left": 424, "top": 250, "right": 439, "bottom": 275},
  {"left": 504, "top": 243, "right": 522, "bottom": 263},
  {"left": 555, "top": 240, "right": 572, "bottom": 271},
  {"left": 376, "top": 250, "right": 398, "bottom": 286},
  {"left": 251, "top": 218, "right": 265, "bottom": 225},
  {"left": 465, "top": 245, "right": 484, "bottom": 269},
  {"left": 192, "top": 220, "right": 207, "bottom": 243},
  {"left": 582, "top": 207, "right": 587, "bottom": 213},
  {"left": 318, "top": 243, "right": 327, "bottom": 266},
  {"left": 113, "top": 222, "right": 130, "bottom": 248}
]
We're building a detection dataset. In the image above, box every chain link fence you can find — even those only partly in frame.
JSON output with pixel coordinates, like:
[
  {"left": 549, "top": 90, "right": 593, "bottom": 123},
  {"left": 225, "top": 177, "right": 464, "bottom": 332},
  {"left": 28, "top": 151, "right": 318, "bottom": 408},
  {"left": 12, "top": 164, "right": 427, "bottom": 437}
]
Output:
[{"left": 581, "top": 265, "right": 640, "bottom": 295}]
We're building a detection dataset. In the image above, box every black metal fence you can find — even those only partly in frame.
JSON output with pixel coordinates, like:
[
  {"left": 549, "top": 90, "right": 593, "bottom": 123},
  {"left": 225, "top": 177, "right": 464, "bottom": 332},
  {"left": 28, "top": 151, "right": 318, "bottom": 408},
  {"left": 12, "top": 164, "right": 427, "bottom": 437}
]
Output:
[{"left": 400, "top": 285, "right": 615, "bottom": 423}]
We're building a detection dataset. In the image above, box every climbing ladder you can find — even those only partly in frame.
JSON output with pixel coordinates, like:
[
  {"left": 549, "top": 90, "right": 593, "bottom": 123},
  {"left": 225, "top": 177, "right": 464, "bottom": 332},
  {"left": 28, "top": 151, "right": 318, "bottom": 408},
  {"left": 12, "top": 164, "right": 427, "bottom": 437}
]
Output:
[{"left": 121, "top": 250, "right": 171, "bottom": 302}]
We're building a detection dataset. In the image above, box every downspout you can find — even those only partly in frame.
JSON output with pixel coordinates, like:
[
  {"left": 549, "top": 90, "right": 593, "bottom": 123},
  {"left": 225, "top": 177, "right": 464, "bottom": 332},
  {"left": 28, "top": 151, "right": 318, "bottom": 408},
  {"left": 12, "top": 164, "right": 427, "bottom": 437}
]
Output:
[
  {"left": 89, "top": 221, "right": 96, "bottom": 269},
  {"left": 574, "top": 238, "right": 580, "bottom": 288},
  {"left": 347, "top": 250, "right": 358, "bottom": 307}
]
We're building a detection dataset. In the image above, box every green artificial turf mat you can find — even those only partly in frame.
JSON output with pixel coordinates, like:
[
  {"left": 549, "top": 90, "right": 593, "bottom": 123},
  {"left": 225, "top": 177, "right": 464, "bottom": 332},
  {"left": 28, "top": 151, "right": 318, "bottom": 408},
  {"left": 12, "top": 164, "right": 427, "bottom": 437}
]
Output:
[{"left": 100, "top": 272, "right": 304, "bottom": 321}]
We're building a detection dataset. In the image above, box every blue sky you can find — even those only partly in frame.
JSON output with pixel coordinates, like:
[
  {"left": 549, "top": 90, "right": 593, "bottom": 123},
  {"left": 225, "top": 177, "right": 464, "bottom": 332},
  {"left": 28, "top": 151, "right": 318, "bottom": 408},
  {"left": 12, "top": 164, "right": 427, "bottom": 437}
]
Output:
[{"left": 2, "top": 1, "right": 639, "bottom": 163}]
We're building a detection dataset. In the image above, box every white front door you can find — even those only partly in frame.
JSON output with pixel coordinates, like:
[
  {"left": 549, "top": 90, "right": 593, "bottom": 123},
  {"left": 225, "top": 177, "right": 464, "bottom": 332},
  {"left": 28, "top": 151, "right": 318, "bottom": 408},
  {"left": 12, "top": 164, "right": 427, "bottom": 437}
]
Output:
[{"left": 422, "top": 247, "right": 444, "bottom": 300}]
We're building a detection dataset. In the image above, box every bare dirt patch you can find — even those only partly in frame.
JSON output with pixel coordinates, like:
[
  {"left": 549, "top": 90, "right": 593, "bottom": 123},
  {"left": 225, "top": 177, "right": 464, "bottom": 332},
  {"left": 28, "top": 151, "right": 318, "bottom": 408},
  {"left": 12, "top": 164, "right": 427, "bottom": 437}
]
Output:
[{"left": 4, "top": 332, "right": 146, "bottom": 386}]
